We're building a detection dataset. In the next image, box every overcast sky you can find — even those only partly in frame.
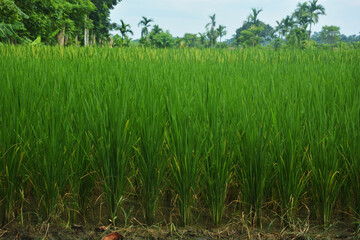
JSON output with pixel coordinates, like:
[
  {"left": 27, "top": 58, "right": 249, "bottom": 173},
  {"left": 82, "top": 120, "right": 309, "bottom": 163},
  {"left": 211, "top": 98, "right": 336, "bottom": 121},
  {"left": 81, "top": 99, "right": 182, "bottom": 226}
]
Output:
[{"left": 110, "top": 0, "right": 360, "bottom": 40}]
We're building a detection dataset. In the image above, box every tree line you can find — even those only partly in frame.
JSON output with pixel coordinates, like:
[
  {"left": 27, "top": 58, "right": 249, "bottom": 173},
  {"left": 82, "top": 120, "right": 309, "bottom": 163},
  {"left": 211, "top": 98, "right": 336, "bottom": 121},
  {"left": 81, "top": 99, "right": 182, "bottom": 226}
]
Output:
[
  {"left": 1, "top": 0, "right": 359, "bottom": 49},
  {"left": 0, "top": 0, "right": 122, "bottom": 45}
]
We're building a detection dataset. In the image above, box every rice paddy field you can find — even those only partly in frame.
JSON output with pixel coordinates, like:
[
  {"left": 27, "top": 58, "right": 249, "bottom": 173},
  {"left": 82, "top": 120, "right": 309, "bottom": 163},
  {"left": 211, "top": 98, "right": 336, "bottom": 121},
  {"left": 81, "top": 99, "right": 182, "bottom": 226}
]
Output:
[{"left": 0, "top": 46, "right": 360, "bottom": 238}]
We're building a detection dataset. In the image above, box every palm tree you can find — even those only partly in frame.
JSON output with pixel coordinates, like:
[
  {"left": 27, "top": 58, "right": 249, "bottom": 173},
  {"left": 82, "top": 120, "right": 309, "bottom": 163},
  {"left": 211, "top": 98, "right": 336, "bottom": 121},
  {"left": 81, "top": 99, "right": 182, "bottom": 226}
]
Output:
[
  {"left": 198, "top": 32, "right": 207, "bottom": 46},
  {"left": 138, "top": 16, "right": 153, "bottom": 39},
  {"left": 293, "top": 2, "right": 310, "bottom": 30},
  {"left": 205, "top": 14, "right": 216, "bottom": 47},
  {"left": 275, "top": 20, "right": 284, "bottom": 38},
  {"left": 151, "top": 25, "right": 163, "bottom": 35},
  {"left": 217, "top": 25, "right": 227, "bottom": 43},
  {"left": 247, "top": 8, "right": 263, "bottom": 26},
  {"left": 148, "top": 25, "right": 163, "bottom": 44},
  {"left": 115, "top": 20, "right": 133, "bottom": 39},
  {"left": 276, "top": 15, "right": 295, "bottom": 39},
  {"left": 307, "top": 0, "right": 325, "bottom": 40}
]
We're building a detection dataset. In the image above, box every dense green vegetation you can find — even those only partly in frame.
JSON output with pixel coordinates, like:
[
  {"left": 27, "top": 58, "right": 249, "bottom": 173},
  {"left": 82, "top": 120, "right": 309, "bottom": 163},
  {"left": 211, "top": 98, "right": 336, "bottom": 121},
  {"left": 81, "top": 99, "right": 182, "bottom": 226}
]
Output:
[
  {"left": 0, "top": 0, "right": 121, "bottom": 45},
  {"left": 1, "top": 0, "right": 360, "bottom": 49},
  {"left": 0, "top": 46, "right": 359, "bottom": 230}
]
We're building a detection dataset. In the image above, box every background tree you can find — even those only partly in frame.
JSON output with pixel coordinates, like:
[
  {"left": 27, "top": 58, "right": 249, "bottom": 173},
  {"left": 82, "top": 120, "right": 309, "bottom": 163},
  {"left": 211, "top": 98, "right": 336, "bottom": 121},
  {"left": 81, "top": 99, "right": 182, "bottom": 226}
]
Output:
[
  {"left": 286, "top": 27, "right": 308, "bottom": 48},
  {"left": 339, "top": 33, "right": 360, "bottom": 43},
  {"left": 14, "top": 0, "right": 64, "bottom": 44},
  {"left": 14, "top": 0, "right": 95, "bottom": 45},
  {"left": 89, "top": 0, "right": 122, "bottom": 44},
  {"left": 67, "top": 0, "right": 96, "bottom": 45},
  {"left": 152, "top": 31, "right": 174, "bottom": 48},
  {"left": 198, "top": 32, "right": 208, "bottom": 47},
  {"left": 2, "top": 0, "right": 123, "bottom": 46},
  {"left": 271, "top": 37, "right": 284, "bottom": 50},
  {"left": 114, "top": 20, "right": 133, "bottom": 39},
  {"left": 274, "top": 20, "right": 284, "bottom": 38},
  {"left": 247, "top": 8, "right": 263, "bottom": 26},
  {"left": 182, "top": 33, "right": 199, "bottom": 47},
  {"left": 233, "top": 8, "right": 273, "bottom": 46},
  {"left": 111, "top": 19, "right": 133, "bottom": 47},
  {"left": 307, "top": 0, "right": 325, "bottom": 40},
  {"left": 112, "top": 33, "right": 131, "bottom": 47},
  {"left": 138, "top": 16, "right": 153, "bottom": 39},
  {"left": 0, "top": 0, "right": 28, "bottom": 43},
  {"left": 320, "top": 25, "right": 340, "bottom": 45},
  {"left": 150, "top": 25, "right": 162, "bottom": 36},
  {"left": 238, "top": 25, "right": 264, "bottom": 48},
  {"left": 57, "top": 0, "right": 96, "bottom": 46},
  {"left": 275, "top": 16, "right": 295, "bottom": 39},
  {"left": 205, "top": 14, "right": 217, "bottom": 47},
  {"left": 273, "top": 0, "right": 325, "bottom": 48},
  {"left": 292, "top": 2, "right": 310, "bottom": 30},
  {"left": 217, "top": 25, "right": 227, "bottom": 43},
  {"left": 149, "top": 24, "right": 162, "bottom": 45}
]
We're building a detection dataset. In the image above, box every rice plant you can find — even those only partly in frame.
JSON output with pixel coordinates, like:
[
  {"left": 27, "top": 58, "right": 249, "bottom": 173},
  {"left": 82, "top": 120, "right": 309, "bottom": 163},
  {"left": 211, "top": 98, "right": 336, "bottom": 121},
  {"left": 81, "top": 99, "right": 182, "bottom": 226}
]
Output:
[
  {"left": 165, "top": 89, "right": 204, "bottom": 226},
  {"left": 0, "top": 45, "right": 359, "bottom": 231},
  {"left": 85, "top": 81, "right": 134, "bottom": 226}
]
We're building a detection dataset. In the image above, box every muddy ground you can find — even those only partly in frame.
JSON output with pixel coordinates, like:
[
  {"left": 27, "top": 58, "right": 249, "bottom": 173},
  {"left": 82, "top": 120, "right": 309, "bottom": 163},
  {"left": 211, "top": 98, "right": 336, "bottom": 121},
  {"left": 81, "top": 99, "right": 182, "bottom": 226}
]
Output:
[
  {"left": 1, "top": 220, "right": 358, "bottom": 240},
  {"left": 1, "top": 197, "right": 358, "bottom": 239}
]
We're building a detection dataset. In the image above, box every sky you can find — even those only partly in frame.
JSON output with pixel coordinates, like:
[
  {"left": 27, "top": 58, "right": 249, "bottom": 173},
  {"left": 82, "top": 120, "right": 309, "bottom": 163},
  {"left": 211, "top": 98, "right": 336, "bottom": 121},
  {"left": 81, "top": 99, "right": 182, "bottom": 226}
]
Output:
[{"left": 110, "top": 0, "right": 360, "bottom": 40}]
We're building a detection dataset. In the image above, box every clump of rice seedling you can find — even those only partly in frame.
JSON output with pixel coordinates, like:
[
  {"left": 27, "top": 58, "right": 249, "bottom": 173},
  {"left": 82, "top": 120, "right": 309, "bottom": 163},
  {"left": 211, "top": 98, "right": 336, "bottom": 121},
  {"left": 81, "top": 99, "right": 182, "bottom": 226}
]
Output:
[{"left": 165, "top": 89, "right": 205, "bottom": 226}]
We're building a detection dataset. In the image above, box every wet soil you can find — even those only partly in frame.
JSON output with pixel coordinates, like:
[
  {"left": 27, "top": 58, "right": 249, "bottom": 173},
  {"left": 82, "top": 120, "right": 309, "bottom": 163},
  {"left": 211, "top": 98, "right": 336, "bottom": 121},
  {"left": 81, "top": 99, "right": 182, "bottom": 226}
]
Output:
[
  {"left": 1, "top": 220, "right": 358, "bottom": 240},
  {"left": 1, "top": 195, "right": 358, "bottom": 239}
]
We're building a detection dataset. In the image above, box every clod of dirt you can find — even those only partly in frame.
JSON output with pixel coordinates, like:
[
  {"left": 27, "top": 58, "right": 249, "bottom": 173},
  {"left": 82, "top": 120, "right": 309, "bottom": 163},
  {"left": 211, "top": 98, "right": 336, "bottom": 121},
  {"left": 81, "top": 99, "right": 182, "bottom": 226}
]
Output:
[{"left": 101, "top": 232, "right": 123, "bottom": 240}]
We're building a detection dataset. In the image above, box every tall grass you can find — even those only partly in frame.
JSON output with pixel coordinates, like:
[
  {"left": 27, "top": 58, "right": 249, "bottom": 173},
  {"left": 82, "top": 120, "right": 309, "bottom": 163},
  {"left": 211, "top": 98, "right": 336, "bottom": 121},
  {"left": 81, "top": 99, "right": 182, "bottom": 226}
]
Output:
[{"left": 0, "top": 46, "right": 359, "bottom": 229}]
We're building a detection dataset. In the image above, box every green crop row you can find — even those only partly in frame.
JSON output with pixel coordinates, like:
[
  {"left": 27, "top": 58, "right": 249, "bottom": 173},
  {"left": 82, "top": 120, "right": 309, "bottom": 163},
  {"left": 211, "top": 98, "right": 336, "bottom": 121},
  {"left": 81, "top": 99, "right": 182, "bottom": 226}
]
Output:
[{"left": 0, "top": 46, "right": 359, "bottom": 229}]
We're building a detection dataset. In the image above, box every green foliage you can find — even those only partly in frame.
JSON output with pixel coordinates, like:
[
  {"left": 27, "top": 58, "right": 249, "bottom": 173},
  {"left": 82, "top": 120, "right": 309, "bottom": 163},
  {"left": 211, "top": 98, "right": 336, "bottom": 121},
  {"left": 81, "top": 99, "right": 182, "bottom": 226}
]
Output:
[
  {"left": 216, "top": 25, "right": 227, "bottom": 43},
  {"left": 271, "top": 37, "right": 284, "bottom": 50},
  {"left": 112, "top": 19, "right": 133, "bottom": 47},
  {"left": 112, "top": 34, "right": 132, "bottom": 47},
  {"left": 14, "top": 0, "right": 96, "bottom": 44},
  {"left": 152, "top": 32, "right": 175, "bottom": 48},
  {"left": 238, "top": 25, "right": 264, "bottom": 47},
  {"left": 181, "top": 33, "right": 199, "bottom": 48},
  {"left": 234, "top": 9, "right": 273, "bottom": 46},
  {"left": 319, "top": 25, "right": 340, "bottom": 45},
  {"left": 0, "top": 0, "right": 28, "bottom": 23},
  {"left": 89, "top": 0, "right": 122, "bottom": 42},
  {"left": 286, "top": 27, "right": 308, "bottom": 48},
  {"left": 215, "top": 42, "right": 228, "bottom": 49},
  {"left": 31, "top": 36, "right": 41, "bottom": 45},
  {"left": 247, "top": 8, "right": 263, "bottom": 26},
  {"left": 0, "top": 22, "right": 25, "bottom": 43},
  {"left": 353, "top": 41, "right": 360, "bottom": 49},
  {"left": 340, "top": 34, "right": 360, "bottom": 43},
  {"left": 206, "top": 14, "right": 217, "bottom": 47},
  {"left": 198, "top": 32, "right": 209, "bottom": 47},
  {"left": 149, "top": 24, "right": 163, "bottom": 41},
  {"left": 147, "top": 25, "right": 174, "bottom": 48},
  {"left": 292, "top": 2, "right": 311, "bottom": 29},
  {"left": 0, "top": 0, "right": 120, "bottom": 45},
  {"left": 275, "top": 15, "right": 295, "bottom": 40},
  {"left": 138, "top": 16, "right": 153, "bottom": 41},
  {"left": 0, "top": 0, "right": 28, "bottom": 43},
  {"left": 114, "top": 20, "right": 133, "bottom": 39}
]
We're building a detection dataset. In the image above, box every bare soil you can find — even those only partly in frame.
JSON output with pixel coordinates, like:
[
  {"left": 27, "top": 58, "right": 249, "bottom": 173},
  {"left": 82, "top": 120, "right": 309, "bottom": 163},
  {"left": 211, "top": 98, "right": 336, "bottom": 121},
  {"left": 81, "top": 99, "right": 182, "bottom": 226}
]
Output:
[{"left": 1, "top": 220, "right": 357, "bottom": 240}]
